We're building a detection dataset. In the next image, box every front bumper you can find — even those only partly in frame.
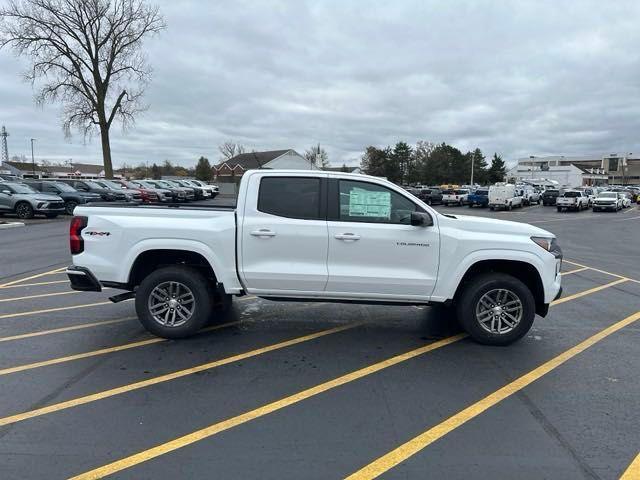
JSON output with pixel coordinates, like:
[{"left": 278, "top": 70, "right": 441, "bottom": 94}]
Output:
[{"left": 66, "top": 266, "right": 102, "bottom": 292}]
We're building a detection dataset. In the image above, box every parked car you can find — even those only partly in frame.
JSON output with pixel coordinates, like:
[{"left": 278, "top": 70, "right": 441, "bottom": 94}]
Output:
[
  {"left": 592, "top": 191, "right": 622, "bottom": 212},
  {"left": 541, "top": 189, "right": 562, "bottom": 206},
  {"left": 575, "top": 187, "right": 596, "bottom": 207},
  {"left": 154, "top": 179, "right": 195, "bottom": 201},
  {"left": 130, "top": 180, "right": 175, "bottom": 202},
  {"left": 488, "top": 183, "right": 522, "bottom": 210},
  {"left": 92, "top": 180, "right": 142, "bottom": 203},
  {"left": 56, "top": 179, "right": 128, "bottom": 202},
  {"left": 173, "top": 179, "right": 208, "bottom": 199},
  {"left": 467, "top": 188, "right": 489, "bottom": 208},
  {"left": 103, "top": 179, "right": 160, "bottom": 203},
  {"left": 190, "top": 180, "right": 219, "bottom": 198},
  {"left": 618, "top": 192, "right": 632, "bottom": 208},
  {"left": 556, "top": 190, "right": 589, "bottom": 212},
  {"left": 442, "top": 188, "right": 470, "bottom": 206},
  {"left": 24, "top": 180, "right": 102, "bottom": 215},
  {"left": 0, "top": 182, "right": 65, "bottom": 219},
  {"left": 414, "top": 187, "right": 443, "bottom": 205},
  {"left": 66, "top": 169, "right": 562, "bottom": 346}
]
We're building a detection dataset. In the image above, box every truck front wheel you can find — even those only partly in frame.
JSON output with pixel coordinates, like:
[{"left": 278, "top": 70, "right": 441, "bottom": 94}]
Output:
[
  {"left": 135, "top": 266, "right": 214, "bottom": 338},
  {"left": 456, "top": 273, "right": 535, "bottom": 346}
]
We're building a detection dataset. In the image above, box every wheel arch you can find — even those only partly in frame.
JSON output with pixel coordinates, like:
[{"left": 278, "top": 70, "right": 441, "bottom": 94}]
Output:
[{"left": 452, "top": 259, "right": 546, "bottom": 316}]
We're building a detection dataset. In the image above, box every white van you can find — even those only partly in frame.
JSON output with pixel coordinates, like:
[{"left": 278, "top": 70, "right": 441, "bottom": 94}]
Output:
[{"left": 489, "top": 183, "right": 523, "bottom": 210}]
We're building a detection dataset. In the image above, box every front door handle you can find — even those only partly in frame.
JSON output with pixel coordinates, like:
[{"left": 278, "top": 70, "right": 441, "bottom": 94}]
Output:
[
  {"left": 250, "top": 229, "right": 276, "bottom": 238},
  {"left": 334, "top": 233, "right": 361, "bottom": 241}
]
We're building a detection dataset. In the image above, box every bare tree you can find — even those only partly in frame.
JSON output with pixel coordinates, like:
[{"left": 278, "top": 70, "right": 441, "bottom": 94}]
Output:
[
  {"left": 304, "top": 143, "right": 329, "bottom": 169},
  {"left": 0, "top": 0, "right": 165, "bottom": 178},
  {"left": 218, "top": 141, "right": 245, "bottom": 161}
]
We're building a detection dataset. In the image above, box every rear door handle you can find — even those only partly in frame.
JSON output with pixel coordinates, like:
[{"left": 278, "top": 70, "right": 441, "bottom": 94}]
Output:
[
  {"left": 334, "top": 233, "right": 361, "bottom": 241},
  {"left": 250, "top": 229, "right": 276, "bottom": 238}
]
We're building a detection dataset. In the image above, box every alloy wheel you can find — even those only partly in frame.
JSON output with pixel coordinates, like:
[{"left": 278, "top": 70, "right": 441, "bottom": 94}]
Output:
[
  {"left": 475, "top": 288, "right": 523, "bottom": 335},
  {"left": 147, "top": 281, "right": 195, "bottom": 327}
]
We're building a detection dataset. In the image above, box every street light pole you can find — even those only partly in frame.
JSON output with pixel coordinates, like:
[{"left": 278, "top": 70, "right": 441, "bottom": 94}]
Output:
[
  {"left": 470, "top": 153, "right": 474, "bottom": 186},
  {"left": 30, "top": 138, "right": 36, "bottom": 177}
]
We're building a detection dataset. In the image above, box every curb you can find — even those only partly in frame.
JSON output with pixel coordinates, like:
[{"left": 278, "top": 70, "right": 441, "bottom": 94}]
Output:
[{"left": 0, "top": 222, "right": 25, "bottom": 230}]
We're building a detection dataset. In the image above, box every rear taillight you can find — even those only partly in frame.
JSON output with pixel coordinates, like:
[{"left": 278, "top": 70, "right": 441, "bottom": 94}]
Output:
[{"left": 70, "top": 216, "right": 88, "bottom": 254}]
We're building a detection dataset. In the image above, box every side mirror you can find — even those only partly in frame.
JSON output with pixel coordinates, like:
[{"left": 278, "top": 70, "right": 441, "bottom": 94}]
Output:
[{"left": 411, "top": 211, "right": 433, "bottom": 227}]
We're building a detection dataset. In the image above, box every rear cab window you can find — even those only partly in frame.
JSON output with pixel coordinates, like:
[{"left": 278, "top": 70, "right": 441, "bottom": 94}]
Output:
[{"left": 257, "top": 177, "right": 323, "bottom": 220}]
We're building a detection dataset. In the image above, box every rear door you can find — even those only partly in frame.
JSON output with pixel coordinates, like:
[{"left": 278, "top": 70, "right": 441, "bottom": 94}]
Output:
[
  {"left": 240, "top": 174, "right": 329, "bottom": 294},
  {"left": 325, "top": 178, "right": 440, "bottom": 300}
]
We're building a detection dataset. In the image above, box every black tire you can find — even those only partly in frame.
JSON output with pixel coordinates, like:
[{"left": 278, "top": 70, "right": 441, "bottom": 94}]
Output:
[
  {"left": 65, "top": 201, "right": 78, "bottom": 215},
  {"left": 456, "top": 273, "right": 536, "bottom": 346},
  {"left": 557, "top": 206, "right": 562, "bottom": 212},
  {"left": 135, "top": 265, "right": 214, "bottom": 339},
  {"left": 15, "top": 202, "right": 34, "bottom": 219},
  {"left": 45, "top": 213, "right": 58, "bottom": 219},
  {"left": 489, "top": 206, "right": 494, "bottom": 211}
]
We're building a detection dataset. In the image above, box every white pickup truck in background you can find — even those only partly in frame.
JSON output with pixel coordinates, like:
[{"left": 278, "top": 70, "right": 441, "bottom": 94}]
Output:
[
  {"left": 67, "top": 170, "right": 563, "bottom": 346},
  {"left": 556, "top": 190, "right": 589, "bottom": 212},
  {"left": 488, "top": 183, "right": 523, "bottom": 211}
]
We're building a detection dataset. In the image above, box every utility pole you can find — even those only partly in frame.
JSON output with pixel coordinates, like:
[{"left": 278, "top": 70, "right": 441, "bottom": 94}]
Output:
[
  {"left": 30, "top": 138, "right": 36, "bottom": 177},
  {"left": 470, "top": 153, "right": 474, "bottom": 186},
  {"left": 0, "top": 126, "right": 9, "bottom": 167}
]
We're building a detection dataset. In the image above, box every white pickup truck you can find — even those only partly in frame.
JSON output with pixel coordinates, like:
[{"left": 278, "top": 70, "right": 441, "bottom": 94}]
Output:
[
  {"left": 556, "top": 190, "right": 589, "bottom": 212},
  {"left": 67, "top": 170, "right": 562, "bottom": 346}
]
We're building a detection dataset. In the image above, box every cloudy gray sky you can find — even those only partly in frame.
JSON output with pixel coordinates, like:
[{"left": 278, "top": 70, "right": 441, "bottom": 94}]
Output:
[{"left": 2, "top": 0, "right": 640, "bottom": 168}]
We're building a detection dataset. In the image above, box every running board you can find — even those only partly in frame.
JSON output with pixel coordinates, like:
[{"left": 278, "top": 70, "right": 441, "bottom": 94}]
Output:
[{"left": 109, "top": 291, "right": 135, "bottom": 303}]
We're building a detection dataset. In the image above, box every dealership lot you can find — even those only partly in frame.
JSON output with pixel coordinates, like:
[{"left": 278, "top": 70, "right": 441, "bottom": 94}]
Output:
[{"left": 0, "top": 203, "right": 639, "bottom": 479}]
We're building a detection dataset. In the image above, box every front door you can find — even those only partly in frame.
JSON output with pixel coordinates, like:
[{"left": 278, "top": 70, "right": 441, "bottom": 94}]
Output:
[
  {"left": 325, "top": 179, "right": 440, "bottom": 300},
  {"left": 240, "top": 175, "right": 329, "bottom": 294}
]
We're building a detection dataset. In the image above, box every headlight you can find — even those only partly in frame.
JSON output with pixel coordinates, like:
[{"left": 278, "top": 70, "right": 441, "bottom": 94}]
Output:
[{"left": 531, "top": 236, "right": 562, "bottom": 258}]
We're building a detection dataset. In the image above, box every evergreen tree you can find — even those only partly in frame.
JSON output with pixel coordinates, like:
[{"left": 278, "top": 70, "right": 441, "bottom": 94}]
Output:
[
  {"left": 487, "top": 153, "right": 507, "bottom": 183},
  {"left": 391, "top": 141, "right": 413, "bottom": 185},
  {"left": 195, "top": 156, "right": 212, "bottom": 181},
  {"left": 470, "top": 148, "right": 488, "bottom": 185},
  {"left": 361, "top": 146, "right": 392, "bottom": 179},
  {"left": 150, "top": 163, "right": 161, "bottom": 179}
]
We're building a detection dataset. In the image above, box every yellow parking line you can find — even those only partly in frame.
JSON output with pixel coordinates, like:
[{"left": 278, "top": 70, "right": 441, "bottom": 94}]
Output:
[
  {"left": 0, "top": 267, "right": 66, "bottom": 288},
  {"left": 0, "top": 320, "right": 240, "bottom": 376},
  {"left": 0, "top": 290, "right": 80, "bottom": 303},
  {"left": 0, "top": 322, "right": 362, "bottom": 428},
  {"left": 0, "top": 318, "right": 136, "bottom": 343},
  {"left": 560, "top": 267, "right": 589, "bottom": 276},
  {"left": 550, "top": 278, "right": 628, "bottom": 306},
  {"left": 344, "top": 310, "right": 640, "bottom": 480},
  {"left": 0, "top": 297, "right": 255, "bottom": 343},
  {"left": 69, "top": 334, "right": 466, "bottom": 480},
  {"left": 0, "top": 301, "right": 116, "bottom": 320},
  {"left": 564, "top": 259, "right": 640, "bottom": 285},
  {"left": 620, "top": 452, "right": 640, "bottom": 479},
  {"left": 0, "top": 279, "right": 69, "bottom": 289}
]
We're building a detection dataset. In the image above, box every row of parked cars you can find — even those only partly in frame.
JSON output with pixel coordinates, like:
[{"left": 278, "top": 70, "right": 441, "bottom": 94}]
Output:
[
  {"left": 405, "top": 183, "right": 639, "bottom": 213},
  {"left": 0, "top": 175, "right": 219, "bottom": 219}
]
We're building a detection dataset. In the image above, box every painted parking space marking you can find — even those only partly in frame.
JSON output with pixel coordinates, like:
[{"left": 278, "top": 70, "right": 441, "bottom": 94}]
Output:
[
  {"left": 0, "top": 317, "right": 136, "bottom": 343},
  {"left": 344, "top": 310, "right": 640, "bottom": 480},
  {"left": 0, "top": 320, "right": 240, "bottom": 376},
  {"left": 0, "top": 322, "right": 361, "bottom": 428},
  {"left": 68, "top": 334, "right": 466, "bottom": 480},
  {"left": 0, "top": 267, "right": 66, "bottom": 288},
  {"left": 560, "top": 267, "right": 589, "bottom": 276},
  {"left": 0, "top": 279, "right": 69, "bottom": 289},
  {"left": 550, "top": 278, "right": 628, "bottom": 306},
  {"left": 0, "top": 289, "right": 80, "bottom": 303},
  {"left": 564, "top": 259, "right": 640, "bottom": 285},
  {"left": 620, "top": 452, "right": 640, "bottom": 480},
  {"left": 0, "top": 301, "right": 118, "bottom": 320}
]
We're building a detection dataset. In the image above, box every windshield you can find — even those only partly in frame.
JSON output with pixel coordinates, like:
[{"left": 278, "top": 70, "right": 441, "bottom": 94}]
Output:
[
  {"left": 544, "top": 190, "right": 559, "bottom": 196},
  {"left": 599, "top": 192, "right": 617, "bottom": 198},
  {"left": 455, "top": 189, "right": 469, "bottom": 194},
  {"left": 84, "top": 181, "right": 103, "bottom": 189},
  {"left": 4, "top": 183, "right": 37, "bottom": 194},
  {"left": 99, "top": 180, "right": 123, "bottom": 189},
  {"left": 475, "top": 190, "right": 489, "bottom": 195},
  {"left": 121, "top": 181, "right": 139, "bottom": 189},
  {"left": 564, "top": 192, "right": 580, "bottom": 197}
]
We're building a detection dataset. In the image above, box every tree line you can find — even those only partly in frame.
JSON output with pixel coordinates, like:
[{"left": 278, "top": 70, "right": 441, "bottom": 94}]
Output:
[{"left": 361, "top": 141, "right": 507, "bottom": 186}]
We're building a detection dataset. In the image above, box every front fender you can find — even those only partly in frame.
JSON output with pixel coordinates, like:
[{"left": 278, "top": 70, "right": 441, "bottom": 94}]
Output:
[{"left": 431, "top": 248, "right": 547, "bottom": 302}]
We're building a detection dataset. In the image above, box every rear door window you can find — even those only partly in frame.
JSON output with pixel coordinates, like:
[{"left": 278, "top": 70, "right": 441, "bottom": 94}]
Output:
[{"left": 258, "top": 177, "right": 322, "bottom": 220}]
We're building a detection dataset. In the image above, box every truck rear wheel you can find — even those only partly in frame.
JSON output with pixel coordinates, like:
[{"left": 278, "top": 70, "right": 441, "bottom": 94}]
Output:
[
  {"left": 135, "top": 265, "right": 213, "bottom": 339},
  {"left": 456, "top": 273, "right": 535, "bottom": 346}
]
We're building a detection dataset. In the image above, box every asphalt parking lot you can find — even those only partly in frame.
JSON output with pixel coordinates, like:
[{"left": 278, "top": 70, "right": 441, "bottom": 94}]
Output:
[{"left": 0, "top": 201, "right": 639, "bottom": 479}]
